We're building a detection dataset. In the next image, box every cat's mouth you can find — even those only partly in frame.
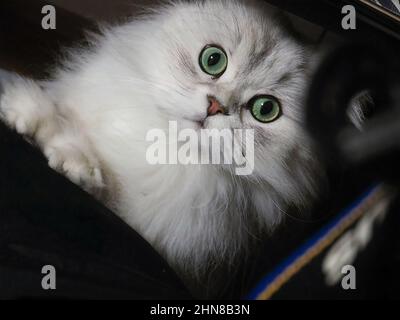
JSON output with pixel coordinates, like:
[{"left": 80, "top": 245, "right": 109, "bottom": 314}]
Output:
[
  {"left": 197, "top": 119, "right": 206, "bottom": 129},
  {"left": 181, "top": 116, "right": 206, "bottom": 130},
  {"left": 193, "top": 114, "right": 223, "bottom": 130},
  {"left": 197, "top": 117, "right": 213, "bottom": 129}
]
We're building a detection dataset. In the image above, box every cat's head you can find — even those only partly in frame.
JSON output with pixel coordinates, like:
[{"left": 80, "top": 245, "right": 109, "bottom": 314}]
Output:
[{"left": 134, "top": 0, "right": 320, "bottom": 211}]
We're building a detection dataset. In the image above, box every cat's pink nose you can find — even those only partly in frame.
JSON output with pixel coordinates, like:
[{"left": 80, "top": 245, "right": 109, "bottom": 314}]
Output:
[{"left": 207, "top": 96, "right": 225, "bottom": 116}]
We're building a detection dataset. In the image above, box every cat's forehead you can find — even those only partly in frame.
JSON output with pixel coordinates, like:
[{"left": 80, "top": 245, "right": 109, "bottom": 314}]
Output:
[
  {"left": 162, "top": 1, "right": 302, "bottom": 69},
  {"left": 163, "top": 1, "right": 281, "bottom": 48},
  {"left": 158, "top": 0, "right": 307, "bottom": 97},
  {"left": 239, "top": 40, "right": 308, "bottom": 90}
]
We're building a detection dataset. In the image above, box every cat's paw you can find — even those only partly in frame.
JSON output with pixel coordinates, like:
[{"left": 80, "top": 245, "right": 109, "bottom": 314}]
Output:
[
  {"left": 44, "top": 140, "right": 104, "bottom": 192},
  {"left": 0, "top": 77, "right": 54, "bottom": 137},
  {"left": 0, "top": 89, "right": 39, "bottom": 136}
]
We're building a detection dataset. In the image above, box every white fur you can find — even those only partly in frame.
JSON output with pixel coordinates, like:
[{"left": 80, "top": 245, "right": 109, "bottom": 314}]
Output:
[{"left": 0, "top": 0, "right": 321, "bottom": 291}]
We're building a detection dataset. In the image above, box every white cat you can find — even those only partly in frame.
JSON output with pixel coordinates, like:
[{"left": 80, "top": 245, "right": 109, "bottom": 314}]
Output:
[{"left": 0, "top": 0, "right": 322, "bottom": 294}]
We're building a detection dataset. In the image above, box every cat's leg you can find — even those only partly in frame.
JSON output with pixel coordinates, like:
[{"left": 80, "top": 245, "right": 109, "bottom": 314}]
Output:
[
  {"left": 0, "top": 74, "right": 104, "bottom": 193},
  {"left": 43, "top": 132, "right": 104, "bottom": 193},
  {"left": 0, "top": 73, "right": 53, "bottom": 137}
]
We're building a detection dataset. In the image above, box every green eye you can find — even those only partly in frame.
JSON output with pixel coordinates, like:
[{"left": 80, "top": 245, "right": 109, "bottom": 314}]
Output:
[
  {"left": 248, "top": 95, "right": 281, "bottom": 123},
  {"left": 199, "top": 45, "right": 228, "bottom": 77}
]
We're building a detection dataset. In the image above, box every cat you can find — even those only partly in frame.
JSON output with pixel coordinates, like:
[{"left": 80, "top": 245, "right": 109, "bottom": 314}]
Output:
[{"left": 0, "top": 0, "right": 324, "bottom": 295}]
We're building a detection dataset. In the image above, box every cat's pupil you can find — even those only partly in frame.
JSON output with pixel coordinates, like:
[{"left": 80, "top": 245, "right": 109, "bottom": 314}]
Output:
[
  {"left": 260, "top": 101, "right": 273, "bottom": 115},
  {"left": 208, "top": 53, "right": 221, "bottom": 66}
]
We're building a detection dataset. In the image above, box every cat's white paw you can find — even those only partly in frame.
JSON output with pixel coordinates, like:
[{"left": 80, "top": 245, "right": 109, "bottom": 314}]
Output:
[
  {"left": 0, "top": 89, "right": 40, "bottom": 136},
  {"left": 0, "top": 76, "right": 104, "bottom": 194},
  {"left": 0, "top": 77, "right": 53, "bottom": 137},
  {"left": 44, "top": 141, "right": 104, "bottom": 192}
]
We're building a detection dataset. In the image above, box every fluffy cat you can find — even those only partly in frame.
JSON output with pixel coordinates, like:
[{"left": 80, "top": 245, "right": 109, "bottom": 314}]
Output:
[{"left": 0, "top": 0, "right": 322, "bottom": 295}]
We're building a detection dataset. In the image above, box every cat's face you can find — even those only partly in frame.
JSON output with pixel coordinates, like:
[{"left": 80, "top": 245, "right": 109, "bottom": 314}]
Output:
[{"left": 141, "top": 0, "right": 317, "bottom": 203}]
